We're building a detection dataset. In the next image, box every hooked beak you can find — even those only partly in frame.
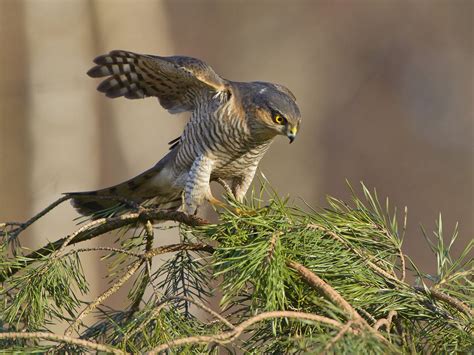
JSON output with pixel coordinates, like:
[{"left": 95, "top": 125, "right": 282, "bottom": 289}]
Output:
[{"left": 287, "top": 126, "right": 298, "bottom": 144}]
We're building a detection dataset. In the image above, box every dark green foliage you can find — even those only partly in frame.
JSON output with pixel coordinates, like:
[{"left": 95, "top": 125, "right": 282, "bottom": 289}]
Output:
[
  {"left": 1, "top": 253, "right": 88, "bottom": 331},
  {"left": 0, "top": 182, "right": 471, "bottom": 353}
]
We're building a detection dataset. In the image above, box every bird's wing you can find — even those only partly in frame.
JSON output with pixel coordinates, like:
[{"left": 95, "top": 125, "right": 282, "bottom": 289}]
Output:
[{"left": 87, "top": 50, "right": 229, "bottom": 113}]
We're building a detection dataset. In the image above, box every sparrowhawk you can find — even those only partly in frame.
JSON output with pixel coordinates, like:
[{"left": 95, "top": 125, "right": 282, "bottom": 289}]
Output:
[{"left": 68, "top": 50, "right": 301, "bottom": 216}]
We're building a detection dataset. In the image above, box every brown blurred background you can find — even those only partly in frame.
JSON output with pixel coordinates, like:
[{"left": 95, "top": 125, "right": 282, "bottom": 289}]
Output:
[{"left": 1, "top": 0, "right": 472, "bottom": 301}]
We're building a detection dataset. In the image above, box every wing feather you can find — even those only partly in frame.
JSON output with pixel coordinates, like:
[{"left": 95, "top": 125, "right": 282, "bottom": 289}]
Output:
[{"left": 87, "top": 50, "right": 229, "bottom": 113}]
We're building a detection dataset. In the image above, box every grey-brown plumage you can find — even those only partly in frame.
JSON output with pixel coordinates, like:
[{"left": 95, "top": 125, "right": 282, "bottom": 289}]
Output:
[{"left": 68, "top": 50, "right": 301, "bottom": 216}]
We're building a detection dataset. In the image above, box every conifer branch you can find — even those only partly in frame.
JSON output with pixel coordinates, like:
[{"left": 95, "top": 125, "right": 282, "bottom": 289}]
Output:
[
  {"left": 0, "top": 209, "right": 208, "bottom": 281},
  {"left": 0, "top": 195, "right": 71, "bottom": 238},
  {"left": 64, "top": 242, "right": 214, "bottom": 336},
  {"left": 286, "top": 260, "right": 390, "bottom": 344},
  {"left": 307, "top": 223, "right": 403, "bottom": 284},
  {"left": 414, "top": 286, "right": 473, "bottom": 317},
  {"left": 287, "top": 260, "right": 366, "bottom": 323},
  {"left": 0, "top": 331, "right": 125, "bottom": 354},
  {"left": 374, "top": 310, "right": 397, "bottom": 331},
  {"left": 1, "top": 183, "right": 470, "bottom": 353},
  {"left": 149, "top": 311, "right": 351, "bottom": 353},
  {"left": 65, "top": 258, "right": 144, "bottom": 336}
]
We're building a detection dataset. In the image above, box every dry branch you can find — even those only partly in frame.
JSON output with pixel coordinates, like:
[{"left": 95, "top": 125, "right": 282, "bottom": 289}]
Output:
[
  {"left": 414, "top": 286, "right": 473, "bottom": 318},
  {"left": 64, "top": 242, "right": 214, "bottom": 336},
  {"left": 0, "top": 209, "right": 208, "bottom": 281},
  {"left": 287, "top": 260, "right": 388, "bottom": 344},
  {"left": 0, "top": 331, "right": 124, "bottom": 354},
  {"left": 149, "top": 311, "right": 351, "bottom": 353}
]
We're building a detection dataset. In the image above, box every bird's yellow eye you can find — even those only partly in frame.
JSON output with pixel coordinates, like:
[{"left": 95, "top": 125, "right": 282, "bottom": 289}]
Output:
[{"left": 273, "top": 114, "right": 285, "bottom": 125}]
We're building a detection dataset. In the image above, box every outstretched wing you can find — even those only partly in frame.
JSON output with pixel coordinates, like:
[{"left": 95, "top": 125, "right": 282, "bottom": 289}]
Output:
[{"left": 87, "top": 50, "right": 229, "bottom": 113}]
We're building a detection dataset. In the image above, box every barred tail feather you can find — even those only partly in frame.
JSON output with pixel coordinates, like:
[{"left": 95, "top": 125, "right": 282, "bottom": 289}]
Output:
[
  {"left": 66, "top": 170, "right": 154, "bottom": 217},
  {"left": 66, "top": 150, "right": 181, "bottom": 217}
]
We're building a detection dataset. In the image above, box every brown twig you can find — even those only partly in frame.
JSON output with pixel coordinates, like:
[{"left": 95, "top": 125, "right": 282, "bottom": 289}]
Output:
[
  {"left": 149, "top": 311, "right": 350, "bottom": 353},
  {"left": 62, "top": 246, "right": 143, "bottom": 259},
  {"left": 0, "top": 194, "right": 145, "bottom": 239},
  {"left": 64, "top": 259, "right": 144, "bottom": 336},
  {"left": 144, "top": 243, "right": 215, "bottom": 259},
  {"left": 398, "top": 247, "right": 406, "bottom": 283},
  {"left": 64, "top": 242, "right": 214, "bottom": 336},
  {"left": 356, "top": 307, "right": 377, "bottom": 325},
  {"left": 0, "top": 209, "right": 208, "bottom": 281},
  {"left": 287, "top": 260, "right": 388, "bottom": 344},
  {"left": 123, "top": 295, "right": 235, "bottom": 345},
  {"left": 129, "top": 220, "right": 155, "bottom": 314},
  {"left": 215, "top": 177, "right": 234, "bottom": 198},
  {"left": 398, "top": 206, "right": 408, "bottom": 282},
  {"left": 0, "top": 195, "right": 71, "bottom": 238},
  {"left": 374, "top": 310, "right": 397, "bottom": 331},
  {"left": 287, "top": 260, "right": 365, "bottom": 323},
  {"left": 53, "top": 218, "right": 110, "bottom": 257},
  {"left": 0, "top": 331, "right": 125, "bottom": 354},
  {"left": 414, "top": 286, "right": 473, "bottom": 317}
]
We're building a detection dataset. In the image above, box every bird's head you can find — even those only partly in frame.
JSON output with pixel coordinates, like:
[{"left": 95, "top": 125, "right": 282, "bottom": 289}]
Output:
[{"left": 246, "top": 82, "right": 301, "bottom": 143}]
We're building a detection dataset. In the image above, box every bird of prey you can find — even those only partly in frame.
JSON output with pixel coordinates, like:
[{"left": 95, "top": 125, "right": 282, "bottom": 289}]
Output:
[{"left": 68, "top": 50, "right": 301, "bottom": 216}]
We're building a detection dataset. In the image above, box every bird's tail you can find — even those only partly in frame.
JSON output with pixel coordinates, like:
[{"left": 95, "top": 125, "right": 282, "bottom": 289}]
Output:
[{"left": 66, "top": 151, "right": 181, "bottom": 217}]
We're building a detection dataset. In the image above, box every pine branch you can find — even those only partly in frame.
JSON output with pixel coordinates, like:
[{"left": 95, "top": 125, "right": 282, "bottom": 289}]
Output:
[
  {"left": 1, "top": 182, "right": 471, "bottom": 353},
  {"left": 149, "top": 311, "right": 350, "bottom": 353},
  {"left": 0, "top": 331, "right": 125, "bottom": 354},
  {"left": 0, "top": 208, "right": 208, "bottom": 281}
]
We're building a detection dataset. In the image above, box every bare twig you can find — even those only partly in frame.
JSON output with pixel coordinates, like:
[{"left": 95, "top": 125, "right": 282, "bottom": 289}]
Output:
[
  {"left": 0, "top": 209, "right": 208, "bottom": 281},
  {"left": 129, "top": 220, "right": 155, "bottom": 314},
  {"left": 414, "top": 286, "right": 473, "bottom": 317},
  {"left": 1, "top": 195, "right": 71, "bottom": 238},
  {"left": 123, "top": 294, "right": 235, "bottom": 345},
  {"left": 398, "top": 206, "right": 408, "bottom": 282},
  {"left": 215, "top": 178, "right": 234, "bottom": 197},
  {"left": 149, "top": 311, "right": 351, "bottom": 353},
  {"left": 0, "top": 331, "right": 125, "bottom": 354},
  {"left": 287, "top": 260, "right": 365, "bottom": 323},
  {"left": 398, "top": 247, "right": 406, "bottom": 283},
  {"left": 374, "top": 310, "right": 397, "bottom": 331},
  {"left": 64, "top": 242, "right": 214, "bottom": 336},
  {"left": 356, "top": 307, "right": 377, "bottom": 325},
  {"left": 0, "top": 194, "right": 144, "bottom": 239},
  {"left": 287, "top": 260, "right": 388, "bottom": 344},
  {"left": 62, "top": 246, "right": 143, "bottom": 259},
  {"left": 65, "top": 259, "right": 144, "bottom": 336},
  {"left": 144, "top": 243, "right": 215, "bottom": 259},
  {"left": 54, "top": 218, "right": 110, "bottom": 257}
]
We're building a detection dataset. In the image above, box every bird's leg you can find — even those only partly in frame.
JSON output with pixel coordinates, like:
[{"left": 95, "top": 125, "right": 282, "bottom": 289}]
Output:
[
  {"left": 184, "top": 155, "right": 214, "bottom": 215},
  {"left": 229, "top": 167, "right": 259, "bottom": 216}
]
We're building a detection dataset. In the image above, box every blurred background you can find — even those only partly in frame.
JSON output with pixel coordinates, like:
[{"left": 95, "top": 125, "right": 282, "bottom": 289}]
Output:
[{"left": 1, "top": 0, "right": 472, "bottom": 306}]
